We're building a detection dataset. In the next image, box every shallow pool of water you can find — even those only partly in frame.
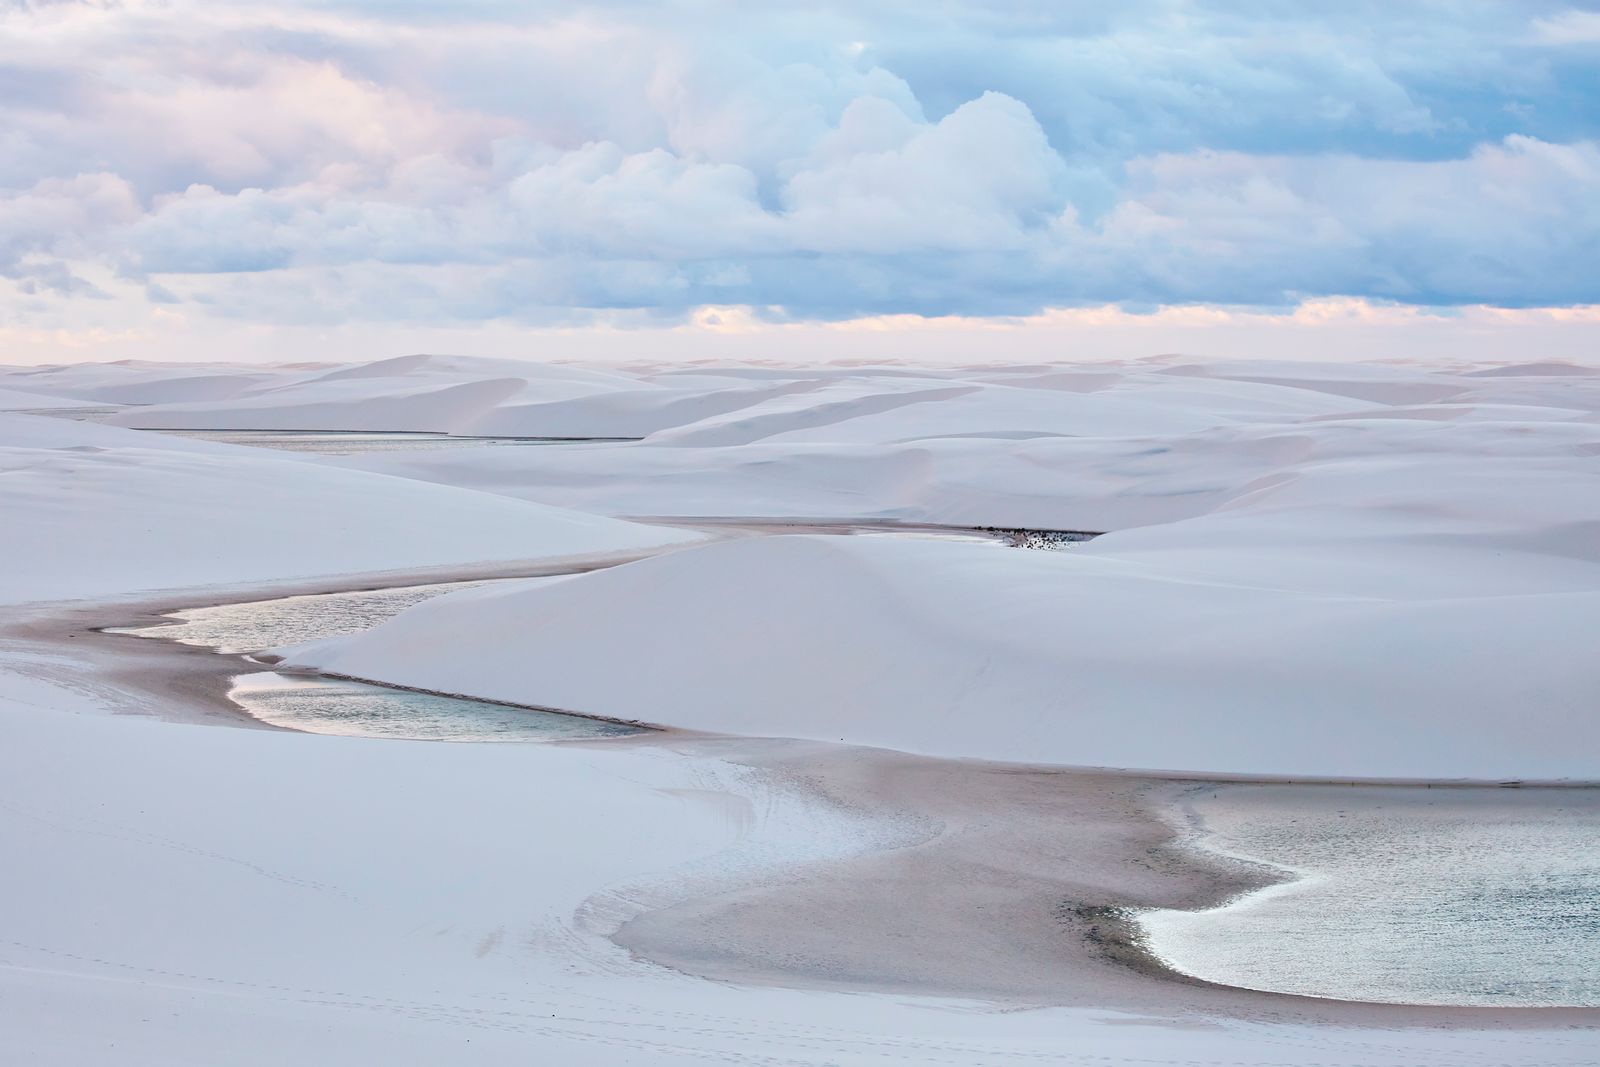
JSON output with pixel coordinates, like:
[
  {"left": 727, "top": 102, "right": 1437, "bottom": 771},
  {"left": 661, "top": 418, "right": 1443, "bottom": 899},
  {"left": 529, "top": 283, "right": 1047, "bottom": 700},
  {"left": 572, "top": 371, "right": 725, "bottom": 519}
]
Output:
[
  {"left": 151, "top": 429, "right": 633, "bottom": 454},
  {"left": 111, "top": 575, "right": 630, "bottom": 742},
  {"left": 230, "top": 671, "right": 641, "bottom": 742},
  {"left": 1139, "top": 784, "right": 1600, "bottom": 1007}
]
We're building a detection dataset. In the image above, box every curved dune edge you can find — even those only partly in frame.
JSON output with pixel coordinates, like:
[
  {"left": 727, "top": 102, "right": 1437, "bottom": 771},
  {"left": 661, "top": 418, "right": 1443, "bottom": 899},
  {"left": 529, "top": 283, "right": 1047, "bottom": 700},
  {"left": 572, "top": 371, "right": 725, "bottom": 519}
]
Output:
[{"left": 284, "top": 532, "right": 1600, "bottom": 782}]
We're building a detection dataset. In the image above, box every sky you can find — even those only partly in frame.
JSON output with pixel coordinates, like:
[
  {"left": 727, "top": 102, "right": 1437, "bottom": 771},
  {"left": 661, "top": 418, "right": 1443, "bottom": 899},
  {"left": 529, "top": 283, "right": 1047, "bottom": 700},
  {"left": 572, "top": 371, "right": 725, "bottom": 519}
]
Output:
[{"left": 3, "top": 0, "right": 1599, "bottom": 364}]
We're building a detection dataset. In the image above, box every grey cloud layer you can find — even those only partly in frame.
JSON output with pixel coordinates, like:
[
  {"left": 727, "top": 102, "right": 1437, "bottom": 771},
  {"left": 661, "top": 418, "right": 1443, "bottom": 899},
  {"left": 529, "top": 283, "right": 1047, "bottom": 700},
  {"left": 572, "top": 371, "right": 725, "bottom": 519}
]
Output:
[{"left": 4, "top": 1, "right": 1599, "bottom": 323}]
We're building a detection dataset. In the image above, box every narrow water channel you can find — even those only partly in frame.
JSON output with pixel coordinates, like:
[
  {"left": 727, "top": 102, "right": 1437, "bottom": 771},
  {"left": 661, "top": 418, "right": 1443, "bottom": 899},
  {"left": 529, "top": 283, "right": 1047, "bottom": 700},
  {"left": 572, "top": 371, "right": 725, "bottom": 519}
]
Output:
[{"left": 149, "top": 429, "right": 639, "bottom": 454}]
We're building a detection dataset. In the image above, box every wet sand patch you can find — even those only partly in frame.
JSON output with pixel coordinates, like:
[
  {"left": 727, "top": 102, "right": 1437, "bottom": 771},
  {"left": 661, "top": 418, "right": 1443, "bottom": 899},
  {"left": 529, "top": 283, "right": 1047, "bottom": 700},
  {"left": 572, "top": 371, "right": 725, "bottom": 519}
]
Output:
[{"left": 605, "top": 736, "right": 1600, "bottom": 1029}]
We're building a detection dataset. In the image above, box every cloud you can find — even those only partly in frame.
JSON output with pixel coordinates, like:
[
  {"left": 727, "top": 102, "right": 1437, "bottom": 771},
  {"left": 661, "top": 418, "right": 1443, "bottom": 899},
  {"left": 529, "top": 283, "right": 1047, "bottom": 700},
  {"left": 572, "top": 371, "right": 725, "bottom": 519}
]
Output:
[
  {"left": 1532, "top": 10, "right": 1600, "bottom": 45},
  {"left": 1, "top": 0, "right": 1599, "bottom": 329},
  {"left": 782, "top": 92, "right": 1066, "bottom": 254},
  {"left": 1061, "top": 136, "right": 1600, "bottom": 307},
  {"left": 99, "top": 129, "right": 1600, "bottom": 321},
  {"left": 0, "top": 173, "right": 139, "bottom": 272}
]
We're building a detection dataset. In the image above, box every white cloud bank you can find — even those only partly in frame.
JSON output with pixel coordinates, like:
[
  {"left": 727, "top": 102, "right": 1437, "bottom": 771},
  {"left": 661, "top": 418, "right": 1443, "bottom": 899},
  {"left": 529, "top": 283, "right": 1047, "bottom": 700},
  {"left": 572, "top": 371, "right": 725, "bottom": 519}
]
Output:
[{"left": 1, "top": 0, "right": 1599, "bottom": 351}]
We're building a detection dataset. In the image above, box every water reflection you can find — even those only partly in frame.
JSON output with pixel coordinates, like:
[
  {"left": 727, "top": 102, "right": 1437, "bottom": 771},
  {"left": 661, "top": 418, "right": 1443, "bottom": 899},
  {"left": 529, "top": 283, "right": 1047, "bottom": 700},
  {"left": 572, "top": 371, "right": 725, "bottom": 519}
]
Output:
[
  {"left": 231, "top": 671, "right": 641, "bottom": 742},
  {"left": 1139, "top": 784, "right": 1600, "bottom": 1006}
]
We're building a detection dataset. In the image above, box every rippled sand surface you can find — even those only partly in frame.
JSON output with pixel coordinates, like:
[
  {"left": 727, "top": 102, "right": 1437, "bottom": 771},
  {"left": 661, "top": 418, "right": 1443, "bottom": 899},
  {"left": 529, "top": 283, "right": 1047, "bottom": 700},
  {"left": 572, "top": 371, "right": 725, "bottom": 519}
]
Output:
[{"left": 113, "top": 580, "right": 517, "bottom": 654}]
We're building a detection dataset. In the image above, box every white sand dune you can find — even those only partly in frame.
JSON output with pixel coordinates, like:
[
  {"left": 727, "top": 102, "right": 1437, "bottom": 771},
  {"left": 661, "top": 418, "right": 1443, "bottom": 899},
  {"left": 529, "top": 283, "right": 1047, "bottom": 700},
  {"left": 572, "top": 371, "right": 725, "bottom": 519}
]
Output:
[
  {"left": 0, "top": 359, "right": 286, "bottom": 403},
  {"left": 643, "top": 378, "right": 984, "bottom": 445},
  {"left": 88, "top": 354, "right": 639, "bottom": 432},
  {"left": 3, "top": 356, "right": 1599, "bottom": 1064},
  {"left": 44, "top": 356, "right": 1597, "bottom": 454},
  {"left": 0, "top": 385, "right": 91, "bottom": 410},
  {"left": 334, "top": 405, "right": 1600, "bottom": 539},
  {"left": 0, "top": 413, "right": 695, "bottom": 605},
  {"left": 459, "top": 377, "right": 834, "bottom": 438},
  {"left": 285, "top": 365, "right": 1600, "bottom": 779},
  {"left": 107, "top": 376, "right": 533, "bottom": 432},
  {"left": 743, "top": 380, "right": 1356, "bottom": 445},
  {"left": 288, "top": 529, "right": 1600, "bottom": 780}
]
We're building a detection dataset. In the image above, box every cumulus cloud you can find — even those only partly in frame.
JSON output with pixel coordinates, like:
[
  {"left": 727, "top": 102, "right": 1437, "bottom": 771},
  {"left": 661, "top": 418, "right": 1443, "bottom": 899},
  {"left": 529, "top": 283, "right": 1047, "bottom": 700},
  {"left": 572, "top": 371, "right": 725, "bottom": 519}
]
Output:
[
  {"left": 1, "top": 0, "right": 1599, "bottom": 327},
  {"left": 782, "top": 92, "right": 1066, "bottom": 254},
  {"left": 1057, "top": 137, "right": 1600, "bottom": 307}
]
